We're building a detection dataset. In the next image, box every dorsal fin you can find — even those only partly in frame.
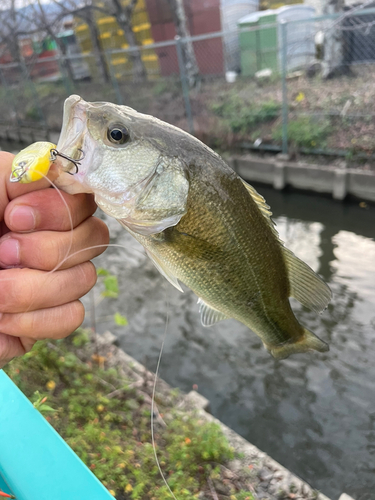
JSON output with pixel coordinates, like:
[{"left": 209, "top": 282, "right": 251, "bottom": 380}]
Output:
[
  {"left": 241, "top": 178, "right": 332, "bottom": 313},
  {"left": 241, "top": 179, "right": 279, "bottom": 238}
]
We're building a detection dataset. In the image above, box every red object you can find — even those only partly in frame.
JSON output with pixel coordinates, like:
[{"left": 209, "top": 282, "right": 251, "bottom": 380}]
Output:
[
  {"left": 0, "top": 491, "right": 15, "bottom": 499},
  {"left": 145, "top": 0, "right": 224, "bottom": 76},
  {"left": 29, "top": 50, "right": 60, "bottom": 80}
]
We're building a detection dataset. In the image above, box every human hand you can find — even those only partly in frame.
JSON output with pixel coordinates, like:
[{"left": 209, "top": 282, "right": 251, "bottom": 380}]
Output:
[{"left": 0, "top": 151, "right": 109, "bottom": 368}]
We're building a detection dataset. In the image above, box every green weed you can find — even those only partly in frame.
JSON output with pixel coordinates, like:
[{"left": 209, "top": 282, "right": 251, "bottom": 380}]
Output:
[
  {"left": 272, "top": 115, "right": 331, "bottom": 149},
  {"left": 4, "top": 330, "right": 253, "bottom": 499},
  {"left": 211, "top": 92, "right": 280, "bottom": 134}
]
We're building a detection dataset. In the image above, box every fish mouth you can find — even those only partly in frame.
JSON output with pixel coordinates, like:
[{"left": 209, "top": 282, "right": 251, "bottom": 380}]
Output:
[{"left": 54, "top": 95, "right": 95, "bottom": 194}]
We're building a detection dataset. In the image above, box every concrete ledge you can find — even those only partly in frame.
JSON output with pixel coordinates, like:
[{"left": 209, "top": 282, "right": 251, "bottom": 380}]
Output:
[{"left": 232, "top": 154, "right": 375, "bottom": 202}]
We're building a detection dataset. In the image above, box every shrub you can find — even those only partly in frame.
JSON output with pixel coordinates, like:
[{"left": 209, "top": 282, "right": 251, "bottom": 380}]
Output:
[
  {"left": 272, "top": 115, "right": 331, "bottom": 149},
  {"left": 211, "top": 93, "right": 281, "bottom": 134}
]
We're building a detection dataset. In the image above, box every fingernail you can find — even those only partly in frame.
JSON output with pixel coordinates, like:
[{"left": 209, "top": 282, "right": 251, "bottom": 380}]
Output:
[
  {"left": 9, "top": 206, "right": 36, "bottom": 231},
  {"left": 0, "top": 238, "right": 20, "bottom": 268}
]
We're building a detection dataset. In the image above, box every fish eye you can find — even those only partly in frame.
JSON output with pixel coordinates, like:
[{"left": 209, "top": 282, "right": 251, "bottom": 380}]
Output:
[{"left": 107, "top": 125, "right": 130, "bottom": 145}]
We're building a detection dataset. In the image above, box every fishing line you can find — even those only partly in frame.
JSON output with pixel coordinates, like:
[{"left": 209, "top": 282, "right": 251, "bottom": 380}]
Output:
[{"left": 151, "top": 298, "right": 179, "bottom": 500}]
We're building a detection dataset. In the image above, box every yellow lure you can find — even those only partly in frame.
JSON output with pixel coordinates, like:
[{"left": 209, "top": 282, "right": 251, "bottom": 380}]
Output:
[{"left": 10, "top": 141, "right": 56, "bottom": 184}]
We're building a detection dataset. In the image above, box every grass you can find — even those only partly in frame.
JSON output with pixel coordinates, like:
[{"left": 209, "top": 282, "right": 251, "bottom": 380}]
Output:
[
  {"left": 272, "top": 115, "right": 331, "bottom": 149},
  {"left": 210, "top": 91, "right": 281, "bottom": 134},
  {"left": 4, "top": 329, "right": 255, "bottom": 500}
]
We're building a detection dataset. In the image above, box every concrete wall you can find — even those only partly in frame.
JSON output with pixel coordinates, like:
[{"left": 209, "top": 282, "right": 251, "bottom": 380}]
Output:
[{"left": 232, "top": 154, "right": 375, "bottom": 202}]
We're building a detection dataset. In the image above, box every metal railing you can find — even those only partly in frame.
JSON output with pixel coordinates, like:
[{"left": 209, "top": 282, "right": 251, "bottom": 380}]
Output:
[{"left": 1, "top": 9, "right": 375, "bottom": 158}]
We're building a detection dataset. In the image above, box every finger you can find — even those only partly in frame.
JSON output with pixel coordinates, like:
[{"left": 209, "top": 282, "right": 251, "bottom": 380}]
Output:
[
  {"left": 5, "top": 189, "right": 97, "bottom": 232},
  {"left": 0, "top": 262, "right": 97, "bottom": 314},
  {"left": 0, "top": 334, "right": 38, "bottom": 367},
  {"left": 0, "top": 300, "right": 85, "bottom": 340},
  {"left": 0, "top": 216, "right": 109, "bottom": 270},
  {"left": 0, "top": 333, "right": 34, "bottom": 367}
]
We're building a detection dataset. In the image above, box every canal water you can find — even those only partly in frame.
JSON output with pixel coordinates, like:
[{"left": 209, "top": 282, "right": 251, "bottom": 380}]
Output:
[{"left": 2, "top": 141, "right": 374, "bottom": 499}]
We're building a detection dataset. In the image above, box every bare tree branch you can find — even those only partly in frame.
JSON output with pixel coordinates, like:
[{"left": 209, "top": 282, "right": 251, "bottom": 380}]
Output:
[{"left": 165, "top": 0, "right": 199, "bottom": 87}]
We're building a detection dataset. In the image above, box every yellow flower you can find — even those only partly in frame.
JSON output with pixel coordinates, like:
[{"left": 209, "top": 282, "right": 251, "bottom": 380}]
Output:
[
  {"left": 46, "top": 380, "right": 56, "bottom": 391},
  {"left": 109, "top": 490, "right": 116, "bottom": 497},
  {"left": 295, "top": 91, "right": 305, "bottom": 102},
  {"left": 97, "top": 404, "right": 105, "bottom": 412},
  {"left": 125, "top": 484, "right": 133, "bottom": 493}
]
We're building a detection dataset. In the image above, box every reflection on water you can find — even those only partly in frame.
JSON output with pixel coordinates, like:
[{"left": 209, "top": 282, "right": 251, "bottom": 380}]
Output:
[{"left": 87, "top": 186, "right": 375, "bottom": 500}]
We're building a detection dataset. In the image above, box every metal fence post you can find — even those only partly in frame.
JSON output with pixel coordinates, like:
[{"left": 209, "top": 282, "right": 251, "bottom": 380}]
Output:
[
  {"left": 19, "top": 58, "right": 48, "bottom": 130},
  {"left": 105, "top": 52, "right": 124, "bottom": 106},
  {"left": 175, "top": 36, "right": 194, "bottom": 136},
  {"left": 280, "top": 21, "right": 288, "bottom": 156},
  {"left": 57, "top": 56, "right": 75, "bottom": 97},
  {"left": 0, "top": 65, "right": 22, "bottom": 139},
  {"left": 256, "top": 26, "right": 261, "bottom": 72}
]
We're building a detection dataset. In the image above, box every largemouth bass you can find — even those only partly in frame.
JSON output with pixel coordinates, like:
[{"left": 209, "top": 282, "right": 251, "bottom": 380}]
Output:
[{"left": 54, "top": 95, "right": 331, "bottom": 359}]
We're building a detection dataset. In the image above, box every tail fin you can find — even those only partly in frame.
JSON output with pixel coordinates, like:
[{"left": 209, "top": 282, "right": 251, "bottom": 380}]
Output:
[{"left": 269, "top": 329, "right": 329, "bottom": 360}]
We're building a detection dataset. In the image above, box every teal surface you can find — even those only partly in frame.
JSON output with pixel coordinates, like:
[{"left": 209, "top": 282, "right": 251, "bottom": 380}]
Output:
[
  {"left": 0, "top": 370, "right": 114, "bottom": 500},
  {"left": 0, "top": 472, "right": 13, "bottom": 497}
]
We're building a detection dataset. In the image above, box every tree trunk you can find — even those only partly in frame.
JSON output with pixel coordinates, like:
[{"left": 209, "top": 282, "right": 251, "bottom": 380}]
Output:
[
  {"left": 166, "top": 0, "right": 199, "bottom": 87},
  {"left": 83, "top": 7, "right": 110, "bottom": 83},
  {"left": 8, "top": 0, "right": 21, "bottom": 63},
  {"left": 111, "top": 0, "right": 147, "bottom": 82},
  {"left": 51, "top": 32, "right": 76, "bottom": 83}
]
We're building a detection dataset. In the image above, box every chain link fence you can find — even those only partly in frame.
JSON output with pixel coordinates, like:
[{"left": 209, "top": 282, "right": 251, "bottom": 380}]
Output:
[{"left": 1, "top": 7, "right": 375, "bottom": 160}]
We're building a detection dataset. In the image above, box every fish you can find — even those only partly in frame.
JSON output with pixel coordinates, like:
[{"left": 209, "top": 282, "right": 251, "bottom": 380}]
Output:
[{"left": 53, "top": 94, "right": 331, "bottom": 359}]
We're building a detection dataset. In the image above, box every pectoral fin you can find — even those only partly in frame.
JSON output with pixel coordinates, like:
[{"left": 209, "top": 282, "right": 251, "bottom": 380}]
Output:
[
  {"left": 198, "top": 298, "right": 229, "bottom": 327},
  {"left": 145, "top": 248, "right": 184, "bottom": 292}
]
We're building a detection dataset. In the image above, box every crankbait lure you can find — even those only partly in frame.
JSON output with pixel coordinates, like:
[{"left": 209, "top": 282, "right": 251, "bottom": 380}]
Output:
[
  {"left": 10, "top": 141, "right": 84, "bottom": 184},
  {"left": 10, "top": 141, "right": 57, "bottom": 183}
]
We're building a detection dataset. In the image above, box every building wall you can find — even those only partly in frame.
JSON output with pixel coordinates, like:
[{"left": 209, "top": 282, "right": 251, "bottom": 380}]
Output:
[{"left": 145, "top": 0, "right": 224, "bottom": 75}]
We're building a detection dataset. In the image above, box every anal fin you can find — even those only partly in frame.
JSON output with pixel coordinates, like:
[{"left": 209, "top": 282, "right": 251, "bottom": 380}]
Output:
[{"left": 198, "top": 298, "right": 229, "bottom": 327}]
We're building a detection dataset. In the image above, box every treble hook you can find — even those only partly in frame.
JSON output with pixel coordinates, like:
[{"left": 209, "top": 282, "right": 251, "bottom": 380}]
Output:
[{"left": 50, "top": 148, "right": 85, "bottom": 175}]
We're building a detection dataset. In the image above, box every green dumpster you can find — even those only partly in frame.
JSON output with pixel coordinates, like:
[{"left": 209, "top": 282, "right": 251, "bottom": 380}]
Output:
[{"left": 238, "top": 10, "right": 278, "bottom": 76}]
